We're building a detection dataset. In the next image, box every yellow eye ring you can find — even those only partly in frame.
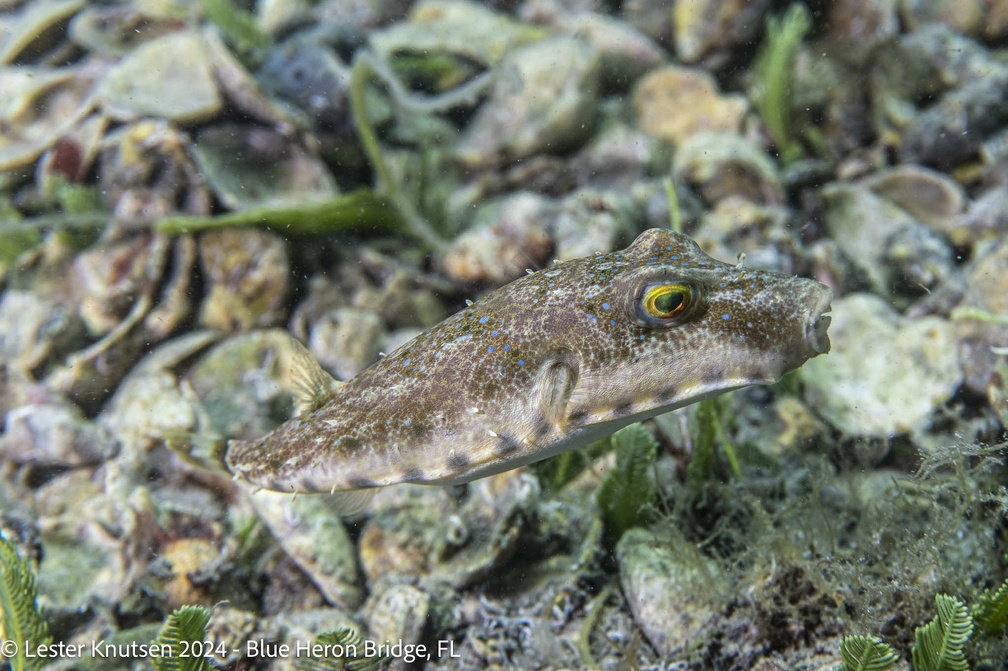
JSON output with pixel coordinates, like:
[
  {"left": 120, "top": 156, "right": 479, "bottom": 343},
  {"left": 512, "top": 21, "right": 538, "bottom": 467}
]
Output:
[{"left": 642, "top": 283, "right": 692, "bottom": 320}]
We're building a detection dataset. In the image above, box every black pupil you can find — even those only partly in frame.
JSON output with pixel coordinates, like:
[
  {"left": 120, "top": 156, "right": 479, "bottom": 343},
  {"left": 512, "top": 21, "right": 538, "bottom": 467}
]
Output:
[{"left": 655, "top": 291, "right": 684, "bottom": 314}]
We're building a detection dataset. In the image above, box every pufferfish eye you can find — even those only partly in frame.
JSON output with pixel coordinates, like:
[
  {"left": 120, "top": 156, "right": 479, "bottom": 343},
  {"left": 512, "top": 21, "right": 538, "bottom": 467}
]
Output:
[{"left": 636, "top": 283, "right": 694, "bottom": 324}]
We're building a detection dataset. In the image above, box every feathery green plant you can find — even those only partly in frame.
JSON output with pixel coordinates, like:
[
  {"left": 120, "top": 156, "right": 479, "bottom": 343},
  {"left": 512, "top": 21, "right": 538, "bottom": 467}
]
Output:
[
  {"left": 972, "top": 577, "right": 1008, "bottom": 638},
  {"left": 151, "top": 606, "right": 212, "bottom": 671},
  {"left": 836, "top": 635, "right": 899, "bottom": 671},
  {"left": 596, "top": 423, "right": 658, "bottom": 546},
  {"left": 753, "top": 3, "right": 811, "bottom": 164},
  {"left": 295, "top": 628, "right": 385, "bottom": 671},
  {"left": 911, "top": 594, "right": 974, "bottom": 671},
  {"left": 0, "top": 535, "right": 51, "bottom": 671}
]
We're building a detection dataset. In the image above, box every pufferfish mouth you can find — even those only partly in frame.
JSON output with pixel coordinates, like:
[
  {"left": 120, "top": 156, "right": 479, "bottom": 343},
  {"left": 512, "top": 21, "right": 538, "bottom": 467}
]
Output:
[{"left": 806, "top": 285, "right": 833, "bottom": 355}]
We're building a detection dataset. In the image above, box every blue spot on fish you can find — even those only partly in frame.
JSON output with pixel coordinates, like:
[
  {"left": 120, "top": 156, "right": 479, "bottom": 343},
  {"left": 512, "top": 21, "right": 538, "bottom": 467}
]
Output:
[
  {"left": 518, "top": 359, "right": 525, "bottom": 366},
  {"left": 487, "top": 345, "right": 495, "bottom": 353},
  {"left": 602, "top": 302, "right": 611, "bottom": 311},
  {"left": 479, "top": 316, "right": 490, "bottom": 324},
  {"left": 722, "top": 314, "right": 731, "bottom": 320}
]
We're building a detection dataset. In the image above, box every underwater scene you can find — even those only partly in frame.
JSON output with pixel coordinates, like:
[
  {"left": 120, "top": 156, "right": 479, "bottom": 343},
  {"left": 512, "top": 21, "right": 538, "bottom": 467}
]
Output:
[{"left": 1, "top": 0, "right": 1007, "bottom": 669}]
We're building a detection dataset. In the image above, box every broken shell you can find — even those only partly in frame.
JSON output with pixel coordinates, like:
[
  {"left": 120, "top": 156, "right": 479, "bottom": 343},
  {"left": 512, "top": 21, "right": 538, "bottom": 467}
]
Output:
[
  {"left": 954, "top": 239, "right": 1008, "bottom": 398},
  {"left": 0, "top": 64, "right": 101, "bottom": 172},
  {"left": 202, "top": 29, "right": 302, "bottom": 129},
  {"left": 457, "top": 36, "right": 602, "bottom": 168},
  {"left": 617, "top": 527, "right": 727, "bottom": 656},
  {"left": 99, "top": 331, "right": 220, "bottom": 452},
  {"left": 363, "top": 583, "right": 432, "bottom": 671},
  {"left": 571, "top": 123, "right": 662, "bottom": 191},
  {"left": 371, "top": 0, "right": 546, "bottom": 68},
  {"left": 307, "top": 307, "right": 386, "bottom": 380},
  {"left": 97, "top": 120, "right": 211, "bottom": 220},
  {"left": 191, "top": 124, "right": 338, "bottom": 211},
  {"left": 0, "top": 289, "right": 85, "bottom": 374},
  {"left": 551, "top": 188, "right": 636, "bottom": 261},
  {"left": 358, "top": 471, "right": 535, "bottom": 589},
  {"left": 71, "top": 233, "right": 170, "bottom": 335},
  {"left": 98, "top": 30, "right": 222, "bottom": 123},
  {"left": 557, "top": 11, "right": 665, "bottom": 90},
  {"left": 69, "top": 4, "right": 184, "bottom": 57},
  {"left": 899, "top": 0, "right": 985, "bottom": 38},
  {"left": 824, "top": 0, "right": 899, "bottom": 56},
  {"left": 799, "top": 293, "right": 962, "bottom": 440},
  {"left": 896, "top": 28, "right": 1008, "bottom": 168},
  {"left": 674, "top": 0, "right": 770, "bottom": 65},
  {"left": 674, "top": 132, "right": 783, "bottom": 205},
  {"left": 198, "top": 229, "right": 290, "bottom": 333},
  {"left": 0, "top": 0, "right": 84, "bottom": 64},
  {"left": 859, "top": 165, "right": 964, "bottom": 232},
  {"left": 821, "top": 182, "right": 954, "bottom": 298},
  {"left": 357, "top": 487, "right": 459, "bottom": 583},
  {"left": 247, "top": 490, "right": 363, "bottom": 609},
  {"left": 440, "top": 191, "right": 555, "bottom": 284},
  {"left": 185, "top": 329, "right": 298, "bottom": 442},
  {"left": 947, "top": 186, "right": 1008, "bottom": 249},
  {"left": 1, "top": 400, "right": 119, "bottom": 467}
]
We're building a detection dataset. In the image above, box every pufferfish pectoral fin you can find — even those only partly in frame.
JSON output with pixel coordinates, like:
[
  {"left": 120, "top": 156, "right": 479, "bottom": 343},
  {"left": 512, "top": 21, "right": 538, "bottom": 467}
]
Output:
[
  {"left": 525, "top": 352, "right": 579, "bottom": 440},
  {"left": 288, "top": 336, "right": 342, "bottom": 415}
]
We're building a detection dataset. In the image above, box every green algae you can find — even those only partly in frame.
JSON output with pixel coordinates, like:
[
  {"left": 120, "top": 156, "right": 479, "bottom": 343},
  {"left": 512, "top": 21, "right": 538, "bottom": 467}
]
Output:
[
  {"left": 154, "top": 190, "right": 404, "bottom": 236},
  {"left": 753, "top": 3, "right": 811, "bottom": 164},
  {"left": 197, "top": 0, "right": 269, "bottom": 57}
]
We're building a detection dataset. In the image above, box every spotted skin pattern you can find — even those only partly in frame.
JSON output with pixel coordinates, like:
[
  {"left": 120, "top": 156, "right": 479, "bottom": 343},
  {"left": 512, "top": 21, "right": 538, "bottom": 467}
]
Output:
[{"left": 227, "top": 229, "right": 833, "bottom": 493}]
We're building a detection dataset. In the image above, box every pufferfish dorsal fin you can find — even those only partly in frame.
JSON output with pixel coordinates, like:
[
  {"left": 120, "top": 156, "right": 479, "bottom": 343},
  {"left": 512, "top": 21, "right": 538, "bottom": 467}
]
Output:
[{"left": 288, "top": 337, "right": 341, "bottom": 415}]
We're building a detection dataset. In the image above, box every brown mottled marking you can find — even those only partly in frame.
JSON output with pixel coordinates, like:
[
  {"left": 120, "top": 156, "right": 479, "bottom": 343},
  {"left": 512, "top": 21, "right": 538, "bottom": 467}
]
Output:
[
  {"left": 445, "top": 452, "right": 471, "bottom": 472},
  {"left": 400, "top": 468, "right": 426, "bottom": 483},
  {"left": 227, "top": 229, "right": 833, "bottom": 493},
  {"left": 610, "top": 401, "right": 635, "bottom": 418},
  {"left": 493, "top": 436, "right": 521, "bottom": 456}
]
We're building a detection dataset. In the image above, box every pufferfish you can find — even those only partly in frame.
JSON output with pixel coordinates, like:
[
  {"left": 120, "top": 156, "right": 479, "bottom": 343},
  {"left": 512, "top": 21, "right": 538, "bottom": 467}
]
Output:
[{"left": 226, "top": 228, "right": 832, "bottom": 494}]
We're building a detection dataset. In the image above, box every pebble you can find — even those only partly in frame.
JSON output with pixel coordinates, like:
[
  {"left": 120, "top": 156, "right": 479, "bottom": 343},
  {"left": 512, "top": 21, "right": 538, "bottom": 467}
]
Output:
[
  {"left": 98, "top": 30, "right": 222, "bottom": 122},
  {"left": 799, "top": 293, "right": 962, "bottom": 440},
  {"left": 457, "top": 36, "right": 602, "bottom": 167},
  {"left": 440, "top": 191, "right": 555, "bottom": 284},
  {"left": 674, "top": 131, "right": 783, "bottom": 205},
  {"left": 616, "top": 527, "right": 727, "bottom": 657},
  {"left": 248, "top": 490, "right": 364, "bottom": 609},
  {"left": 633, "top": 66, "right": 747, "bottom": 146}
]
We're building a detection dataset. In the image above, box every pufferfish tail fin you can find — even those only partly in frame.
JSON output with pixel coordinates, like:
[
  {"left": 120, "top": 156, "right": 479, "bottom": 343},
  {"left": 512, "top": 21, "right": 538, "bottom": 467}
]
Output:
[{"left": 288, "top": 336, "right": 342, "bottom": 416}]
